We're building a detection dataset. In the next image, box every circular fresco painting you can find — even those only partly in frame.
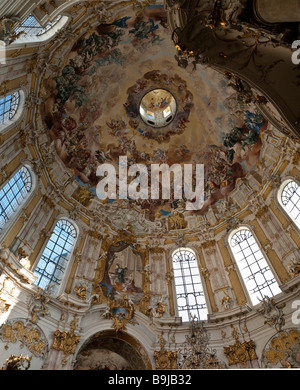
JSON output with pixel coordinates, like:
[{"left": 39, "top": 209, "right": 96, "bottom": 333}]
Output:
[{"left": 41, "top": 5, "right": 268, "bottom": 220}]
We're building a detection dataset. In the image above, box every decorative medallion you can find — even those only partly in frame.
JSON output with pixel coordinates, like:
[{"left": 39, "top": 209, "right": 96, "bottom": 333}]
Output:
[
  {"left": 223, "top": 327, "right": 257, "bottom": 367},
  {"left": 52, "top": 329, "right": 81, "bottom": 355},
  {"left": 103, "top": 295, "right": 138, "bottom": 333},
  {"left": 124, "top": 71, "right": 193, "bottom": 142},
  {"left": 261, "top": 329, "right": 300, "bottom": 368},
  {"left": 51, "top": 316, "right": 80, "bottom": 355},
  {"left": 0, "top": 319, "right": 48, "bottom": 357},
  {"left": 154, "top": 333, "right": 178, "bottom": 370},
  {"left": 257, "top": 296, "right": 286, "bottom": 332}
]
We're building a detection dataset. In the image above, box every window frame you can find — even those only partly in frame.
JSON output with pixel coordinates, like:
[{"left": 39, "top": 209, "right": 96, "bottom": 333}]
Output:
[
  {"left": 0, "top": 164, "right": 35, "bottom": 237},
  {"left": 227, "top": 225, "right": 282, "bottom": 306},
  {"left": 277, "top": 178, "right": 300, "bottom": 232},
  {"left": 33, "top": 217, "right": 79, "bottom": 297},
  {"left": 171, "top": 247, "right": 209, "bottom": 322},
  {"left": 12, "top": 14, "right": 69, "bottom": 45},
  {"left": 0, "top": 89, "right": 25, "bottom": 133}
]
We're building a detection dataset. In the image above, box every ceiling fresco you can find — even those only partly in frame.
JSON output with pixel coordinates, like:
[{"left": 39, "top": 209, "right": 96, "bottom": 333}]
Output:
[
  {"left": 74, "top": 333, "right": 147, "bottom": 370},
  {"left": 41, "top": 4, "right": 268, "bottom": 222}
]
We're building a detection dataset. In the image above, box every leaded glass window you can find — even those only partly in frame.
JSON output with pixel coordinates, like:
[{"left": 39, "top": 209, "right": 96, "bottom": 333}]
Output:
[
  {"left": 34, "top": 219, "right": 77, "bottom": 294},
  {"left": 0, "top": 166, "right": 32, "bottom": 232},
  {"left": 280, "top": 180, "right": 300, "bottom": 229},
  {"left": 172, "top": 248, "right": 208, "bottom": 322},
  {"left": 14, "top": 14, "right": 62, "bottom": 37},
  {"left": 0, "top": 92, "right": 20, "bottom": 125},
  {"left": 229, "top": 228, "right": 281, "bottom": 306}
]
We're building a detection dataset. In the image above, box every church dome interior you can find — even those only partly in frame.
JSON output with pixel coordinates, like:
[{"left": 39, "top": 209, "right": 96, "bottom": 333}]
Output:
[{"left": 0, "top": 0, "right": 299, "bottom": 372}]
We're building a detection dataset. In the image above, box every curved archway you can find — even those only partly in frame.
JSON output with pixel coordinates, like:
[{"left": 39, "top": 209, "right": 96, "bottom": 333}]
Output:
[
  {"left": 0, "top": 89, "right": 25, "bottom": 133},
  {"left": 13, "top": 15, "right": 69, "bottom": 45},
  {"left": 73, "top": 330, "right": 152, "bottom": 370},
  {"left": 277, "top": 178, "right": 300, "bottom": 230}
]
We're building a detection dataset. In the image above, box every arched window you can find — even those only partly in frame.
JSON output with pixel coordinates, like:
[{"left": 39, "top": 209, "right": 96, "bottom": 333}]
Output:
[
  {"left": 279, "top": 180, "right": 300, "bottom": 229},
  {"left": 229, "top": 228, "right": 281, "bottom": 306},
  {"left": 34, "top": 219, "right": 77, "bottom": 295},
  {"left": 172, "top": 248, "right": 208, "bottom": 322},
  {"left": 0, "top": 166, "right": 33, "bottom": 232},
  {"left": 13, "top": 14, "right": 68, "bottom": 44},
  {"left": 14, "top": 14, "right": 62, "bottom": 37},
  {"left": 0, "top": 91, "right": 20, "bottom": 125}
]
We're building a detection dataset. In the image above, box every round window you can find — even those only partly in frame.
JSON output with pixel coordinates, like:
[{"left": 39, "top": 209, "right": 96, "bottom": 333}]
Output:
[{"left": 139, "top": 89, "right": 177, "bottom": 128}]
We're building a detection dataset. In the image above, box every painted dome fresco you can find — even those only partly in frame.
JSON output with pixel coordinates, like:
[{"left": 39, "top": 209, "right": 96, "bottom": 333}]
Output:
[{"left": 41, "top": 4, "right": 269, "bottom": 228}]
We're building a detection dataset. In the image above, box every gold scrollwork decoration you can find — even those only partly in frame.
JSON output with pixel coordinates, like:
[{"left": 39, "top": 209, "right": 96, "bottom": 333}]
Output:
[
  {"left": 103, "top": 295, "right": 138, "bottom": 333},
  {"left": 52, "top": 329, "right": 80, "bottom": 355},
  {"left": 52, "top": 316, "right": 80, "bottom": 355},
  {"left": 1, "top": 354, "right": 32, "bottom": 370},
  {"left": 224, "top": 327, "right": 257, "bottom": 366},
  {"left": 262, "top": 329, "right": 300, "bottom": 368},
  {"left": 154, "top": 333, "right": 178, "bottom": 370},
  {"left": 0, "top": 320, "right": 48, "bottom": 357}
]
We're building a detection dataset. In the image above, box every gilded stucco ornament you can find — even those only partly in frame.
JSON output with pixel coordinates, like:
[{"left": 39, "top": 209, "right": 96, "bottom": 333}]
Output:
[
  {"left": 169, "top": 211, "right": 187, "bottom": 230},
  {"left": 257, "top": 295, "right": 285, "bottom": 332},
  {"left": 0, "top": 299, "right": 10, "bottom": 315},
  {"left": 0, "top": 277, "right": 13, "bottom": 315},
  {"left": 28, "top": 286, "right": 52, "bottom": 324},
  {"left": 261, "top": 329, "right": 300, "bottom": 368},
  {"left": 223, "top": 327, "right": 257, "bottom": 367},
  {"left": 16, "top": 248, "right": 31, "bottom": 270},
  {"left": 52, "top": 329, "right": 80, "bottom": 355},
  {"left": 103, "top": 295, "right": 138, "bottom": 333},
  {"left": 74, "top": 284, "right": 87, "bottom": 301},
  {"left": 292, "top": 149, "right": 300, "bottom": 165},
  {"left": 145, "top": 295, "right": 168, "bottom": 321},
  {"left": 138, "top": 290, "right": 151, "bottom": 316},
  {"left": 287, "top": 259, "right": 300, "bottom": 277},
  {"left": 1, "top": 354, "right": 32, "bottom": 370},
  {"left": 154, "top": 333, "right": 178, "bottom": 370},
  {"left": 51, "top": 316, "right": 80, "bottom": 355},
  {"left": 220, "top": 293, "right": 232, "bottom": 310},
  {"left": 74, "top": 186, "right": 94, "bottom": 207},
  {"left": 0, "top": 320, "right": 48, "bottom": 357},
  {"left": 155, "top": 300, "right": 168, "bottom": 318},
  {"left": 0, "top": 16, "right": 24, "bottom": 45}
]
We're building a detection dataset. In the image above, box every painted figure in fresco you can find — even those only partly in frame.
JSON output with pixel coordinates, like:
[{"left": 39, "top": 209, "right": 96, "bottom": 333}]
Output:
[
  {"left": 42, "top": 4, "right": 268, "bottom": 221},
  {"left": 115, "top": 263, "right": 128, "bottom": 283},
  {"left": 157, "top": 97, "right": 168, "bottom": 108}
]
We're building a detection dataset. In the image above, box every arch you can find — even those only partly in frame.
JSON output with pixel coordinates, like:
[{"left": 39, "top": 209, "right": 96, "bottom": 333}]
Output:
[
  {"left": 0, "top": 89, "right": 25, "bottom": 132},
  {"left": 73, "top": 330, "right": 152, "bottom": 370},
  {"left": 0, "top": 165, "right": 34, "bottom": 233},
  {"left": 228, "top": 227, "right": 282, "bottom": 306},
  {"left": 261, "top": 328, "right": 300, "bottom": 368},
  {"left": 277, "top": 178, "right": 300, "bottom": 230},
  {"left": 33, "top": 218, "right": 78, "bottom": 296},
  {"left": 13, "top": 14, "right": 69, "bottom": 45},
  {"left": 0, "top": 318, "right": 49, "bottom": 363},
  {"left": 171, "top": 247, "right": 208, "bottom": 322}
]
